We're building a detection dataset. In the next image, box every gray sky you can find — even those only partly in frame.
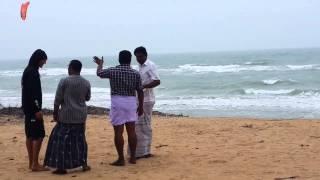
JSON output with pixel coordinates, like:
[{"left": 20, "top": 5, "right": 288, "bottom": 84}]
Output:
[{"left": 1, "top": 0, "right": 320, "bottom": 59}]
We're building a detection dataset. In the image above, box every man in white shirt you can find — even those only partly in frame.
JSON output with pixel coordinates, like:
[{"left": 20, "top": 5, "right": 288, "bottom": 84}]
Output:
[{"left": 134, "top": 46, "right": 161, "bottom": 159}]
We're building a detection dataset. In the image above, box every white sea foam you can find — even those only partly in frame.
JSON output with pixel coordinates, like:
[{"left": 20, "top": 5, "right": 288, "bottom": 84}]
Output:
[
  {"left": 0, "top": 89, "right": 10, "bottom": 93},
  {"left": 1, "top": 92, "right": 320, "bottom": 118},
  {"left": 262, "top": 79, "right": 297, "bottom": 85},
  {"left": 0, "top": 70, "right": 23, "bottom": 77},
  {"left": 262, "top": 79, "right": 280, "bottom": 85},
  {"left": 91, "top": 87, "right": 110, "bottom": 93},
  {"left": 244, "top": 61, "right": 267, "bottom": 65},
  {"left": 286, "top": 64, "right": 320, "bottom": 70},
  {"left": 1, "top": 64, "right": 320, "bottom": 77},
  {"left": 169, "top": 64, "right": 320, "bottom": 74},
  {"left": 40, "top": 68, "right": 98, "bottom": 76},
  {"left": 0, "top": 68, "right": 98, "bottom": 77},
  {"left": 244, "top": 89, "right": 296, "bottom": 95},
  {"left": 155, "top": 95, "right": 320, "bottom": 112}
]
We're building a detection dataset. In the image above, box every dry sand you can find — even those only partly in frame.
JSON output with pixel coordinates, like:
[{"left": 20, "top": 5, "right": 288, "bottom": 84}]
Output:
[{"left": 0, "top": 115, "right": 320, "bottom": 180}]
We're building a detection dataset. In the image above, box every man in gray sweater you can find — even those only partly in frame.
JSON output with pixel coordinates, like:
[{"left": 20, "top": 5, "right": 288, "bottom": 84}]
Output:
[{"left": 44, "top": 60, "right": 91, "bottom": 174}]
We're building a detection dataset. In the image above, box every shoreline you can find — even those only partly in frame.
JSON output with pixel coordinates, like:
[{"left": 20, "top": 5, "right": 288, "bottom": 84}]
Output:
[
  {"left": 0, "top": 106, "right": 186, "bottom": 118},
  {"left": 1, "top": 106, "right": 319, "bottom": 121}
]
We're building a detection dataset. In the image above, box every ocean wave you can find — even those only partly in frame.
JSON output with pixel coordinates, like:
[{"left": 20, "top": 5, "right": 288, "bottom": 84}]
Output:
[
  {"left": 0, "top": 89, "right": 11, "bottom": 93},
  {"left": 40, "top": 68, "right": 98, "bottom": 76},
  {"left": 169, "top": 64, "right": 320, "bottom": 74},
  {"left": 91, "top": 87, "right": 110, "bottom": 93},
  {"left": 232, "top": 88, "right": 320, "bottom": 96},
  {"left": 2, "top": 92, "right": 320, "bottom": 118},
  {"left": 244, "top": 89, "right": 296, "bottom": 95},
  {"left": 1, "top": 64, "right": 320, "bottom": 77},
  {"left": 286, "top": 64, "right": 320, "bottom": 70},
  {"left": 155, "top": 95, "right": 320, "bottom": 112},
  {"left": 0, "top": 65, "right": 140, "bottom": 77},
  {"left": 0, "top": 68, "right": 99, "bottom": 77},
  {"left": 244, "top": 61, "right": 268, "bottom": 65},
  {"left": 289, "top": 89, "right": 320, "bottom": 96},
  {"left": 0, "top": 89, "right": 18, "bottom": 95},
  {"left": 263, "top": 79, "right": 280, "bottom": 85},
  {"left": 0, "top": 70, "right": 23, "bottom": 77},
  {"left": 262, "top": 79, "right": 297, "bottom": 85}
]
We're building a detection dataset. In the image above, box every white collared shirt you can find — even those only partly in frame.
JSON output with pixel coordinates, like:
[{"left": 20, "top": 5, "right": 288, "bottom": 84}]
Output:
[{"left": 139, "top": 59, "right": 160, "bottom": 102}]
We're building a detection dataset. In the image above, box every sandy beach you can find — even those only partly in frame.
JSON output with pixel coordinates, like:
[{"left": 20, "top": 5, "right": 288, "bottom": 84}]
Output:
[{"left": 0, "top": 115, "right": 320, "bottom": 180}]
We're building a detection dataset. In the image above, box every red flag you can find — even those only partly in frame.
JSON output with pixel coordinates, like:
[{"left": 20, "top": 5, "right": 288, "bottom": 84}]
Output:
[{"left": 21, "top": 1, "right": 30, "bottom": 21}]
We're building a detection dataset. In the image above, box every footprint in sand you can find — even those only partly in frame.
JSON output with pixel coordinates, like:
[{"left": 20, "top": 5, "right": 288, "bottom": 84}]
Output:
[
  {"left": 208, "top": 160, "right": 227, "bottom": 164},
  {"left": 196, "top": 131, "right": 204, "bottom": 135},
  {"left": 241, "top": 124, "right": 253, "bottom": 128},
  {"left": 12, "top": 137, "right": 18, "bottom": 141},
  {"left": 155, "top": 144, "right": 169, "bottom": 148},
  {"left": 274, "top": 176, "right": 299, "bottom": 180}
]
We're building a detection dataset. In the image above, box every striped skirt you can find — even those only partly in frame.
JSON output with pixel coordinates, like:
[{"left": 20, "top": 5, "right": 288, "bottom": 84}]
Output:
[
  {"left": 44, "top": 123, "right": 88, "bottom": 170},
  {"left": 133, "top": 102, "right": 155, "bottom": 157}
]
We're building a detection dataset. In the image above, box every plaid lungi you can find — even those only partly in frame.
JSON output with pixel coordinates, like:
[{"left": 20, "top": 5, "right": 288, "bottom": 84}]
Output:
[{"left": 44, "top": 123, "right": 88, "bottom": 170}]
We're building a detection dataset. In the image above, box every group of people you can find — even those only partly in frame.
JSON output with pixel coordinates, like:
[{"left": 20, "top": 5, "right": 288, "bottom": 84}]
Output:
[{"left": 21, "top": 47, "right": 160, "bottom": 174}]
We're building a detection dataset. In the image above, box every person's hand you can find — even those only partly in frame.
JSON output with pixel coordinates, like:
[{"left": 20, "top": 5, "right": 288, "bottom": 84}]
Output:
[
  {"left": 137, "top": 105, "right": 144, "bottom": 116},
  {"left": 93, "top": 56, "right": 104, "bottom": 65},
  {"left": 35, "top": 111, "right": 43, "bottom": 121}
]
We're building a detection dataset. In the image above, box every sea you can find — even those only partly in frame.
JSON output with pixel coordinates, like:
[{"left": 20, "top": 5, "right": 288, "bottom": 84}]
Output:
[{"left": 1, "top": 48, "right": 320, "bottom": 119}]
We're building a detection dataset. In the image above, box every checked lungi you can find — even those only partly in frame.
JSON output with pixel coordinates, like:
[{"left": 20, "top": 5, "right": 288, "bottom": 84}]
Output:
[{"left": 44, "top": 123, "right": 88, "bottom": 170}]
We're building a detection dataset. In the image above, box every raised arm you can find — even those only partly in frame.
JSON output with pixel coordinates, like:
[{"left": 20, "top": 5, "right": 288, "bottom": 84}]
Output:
[{"left": 93, "top": 56, "right": 110, "bottom": 78}]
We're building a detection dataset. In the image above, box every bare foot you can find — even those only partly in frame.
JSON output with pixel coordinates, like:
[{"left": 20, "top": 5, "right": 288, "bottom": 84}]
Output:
[
  {"left": 136, "top": 154, "right": 154, "bottom": 159},
  {"left": 82, "top": 165, "right": 91, "bottom": 172},
  {"left": 129, "top": 157, "right": 136, "bottom": 164},
  {"left": 110, "top": 159, "right": 125, "bottom": 166},
  {"left": 143, "top": 154, "right": 154, "bottom": 158},
  {"left": 31, "top": 165, "right": 49, "bottom": 172}
]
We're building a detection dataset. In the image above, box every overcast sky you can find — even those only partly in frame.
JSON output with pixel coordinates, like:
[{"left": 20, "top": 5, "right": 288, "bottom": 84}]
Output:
[{"left": 1, "top": 0, "right": 320, "bottom": 60}]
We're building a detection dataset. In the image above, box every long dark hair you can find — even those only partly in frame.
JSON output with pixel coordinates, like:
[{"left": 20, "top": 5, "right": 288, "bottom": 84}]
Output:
[{"left": 27, "top": 49, "right": 47, "bottom": 68}]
